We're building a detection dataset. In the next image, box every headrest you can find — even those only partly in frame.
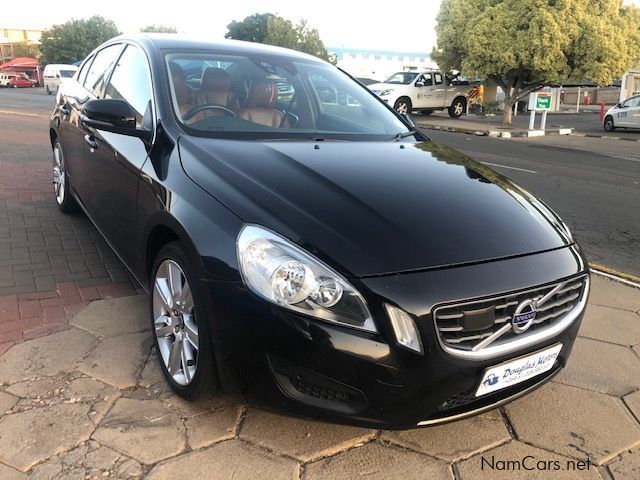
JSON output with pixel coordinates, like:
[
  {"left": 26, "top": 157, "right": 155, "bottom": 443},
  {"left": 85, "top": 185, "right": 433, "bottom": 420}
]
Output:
[
  {"left": 245, "top": 81, "right": 278, "bottom": 108},
  {"left": 202, "top": 67, "right": 232, "bottom": 91},
  {"left": 169, "top": 62, "right": 191, "bottom": 104}
]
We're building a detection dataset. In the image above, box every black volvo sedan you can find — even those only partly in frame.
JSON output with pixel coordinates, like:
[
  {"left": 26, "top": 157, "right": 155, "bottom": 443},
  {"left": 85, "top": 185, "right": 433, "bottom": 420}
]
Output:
[{"left": 49, "top": 34, "right": 589, "bottom": 429}]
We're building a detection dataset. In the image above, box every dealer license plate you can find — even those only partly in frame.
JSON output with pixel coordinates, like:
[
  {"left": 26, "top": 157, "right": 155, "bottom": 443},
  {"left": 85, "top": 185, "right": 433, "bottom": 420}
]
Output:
[{"left": 475, "top": 344, "right": 562, "bottom": 397}]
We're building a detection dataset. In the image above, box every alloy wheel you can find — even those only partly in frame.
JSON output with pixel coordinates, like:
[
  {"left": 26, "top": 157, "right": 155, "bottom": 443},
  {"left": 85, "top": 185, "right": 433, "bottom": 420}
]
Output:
[
  {"left": 396, "top": 102, "right": 408, "bottom": 115},
  {"left": 153, "top": 259, "right": 199, "bottom": 386},
  {"left": 453, "top": 102, "right": 464, "bottom": 116},
  {"left": 53, "top": 143, "right": 65, "bottom": 205}
]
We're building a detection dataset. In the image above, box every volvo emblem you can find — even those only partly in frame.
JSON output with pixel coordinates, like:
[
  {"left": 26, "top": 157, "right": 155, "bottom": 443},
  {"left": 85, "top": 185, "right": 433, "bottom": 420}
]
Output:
[{"left": 512, "top": 299, "right": 537, "bottom": 334}]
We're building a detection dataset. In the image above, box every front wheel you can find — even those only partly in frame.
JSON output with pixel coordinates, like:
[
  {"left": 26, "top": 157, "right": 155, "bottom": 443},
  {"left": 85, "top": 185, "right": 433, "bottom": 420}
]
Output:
[
  {"left": 448, "top": 97, "right": 466, "bottom": 118},
  {"left": 52, "top": 142, "right": 79, "bottom": 213},
  {"left": 151, "top": 242, "right": 220, "bottom": 399},
  {"left": 603, "top": 116, "right": 616, "bottom": 132},
  {"left": 393, "top": 97, "right": 412, "bottom": 115}
]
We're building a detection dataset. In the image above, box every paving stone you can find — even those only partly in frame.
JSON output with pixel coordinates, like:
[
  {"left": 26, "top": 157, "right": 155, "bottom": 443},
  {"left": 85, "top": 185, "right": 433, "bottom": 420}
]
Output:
[
  {"left": 305, "top": 442, "right": 451, "bottom": 480},
  {"left": 139, "top": 349, "right": 166, "bottom": 389},
  {"left": 78, "top": 332, "right": 152, "bottom": 389},
  {"left": 624, "top": 390, "right": 640, "bottom": 422},
  {"left": 0, "top": 403, "right": 95, "bottom": 472},
  {"left": 506, "top": 382, "right": 640, "bottom": 464},
  {"left": 28, "top": 441, "right": 144, "bottom": 480},
  {"left": 185, "top": 396, "right": 244, "bottom": 449},
  {"left": 146, "top": 440, "right": 300, "bottom": 480},
  {"left": 163, "top": 394, "right": 237, "bottom": 418},
  {"left": 578, "top": 304, "right": 640, "bottom": 346},
  {"left": 0, "top": 391, "right": 18, "bottom": 414},
  {"left": 456, "top": 440, "right": 601, "bottom": 479},
  {"left": 0, "top": 463, "right": 25, "bottom": 480},
  {"left": 92, "top": 397, "right": 186, "bottom": 464},
  {"left": 382, "top": 409, "right": 510, "bottom": 462},
  {"left": 589, "top": 276, "right": 640, "bottom": 312},
  {"left": 555, "top": 337, "right": 640, "bottom": 396},
  {"left": 0, "top": 329, "right": 96, "bottom": 385},
  {"left": 70, "top": 295, "right": 148, "bottom": 337},
  {"left": 608, "top": 450, "right": 640, "bottom": 479},
  {"left": 240, "top": 408, "right": 375, "bottom": 461}
]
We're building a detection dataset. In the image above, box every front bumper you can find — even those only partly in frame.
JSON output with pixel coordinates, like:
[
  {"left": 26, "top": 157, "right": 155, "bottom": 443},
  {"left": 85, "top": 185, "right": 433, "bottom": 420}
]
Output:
[{"left": 203, "top": 245, "right": 588, "bottom": 429}]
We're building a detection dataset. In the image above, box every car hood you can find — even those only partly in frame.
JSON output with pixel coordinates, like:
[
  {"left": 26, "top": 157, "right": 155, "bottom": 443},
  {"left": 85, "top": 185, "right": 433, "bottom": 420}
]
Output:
[
  {"left": 368, "top": 83, "right": 400, "bottom": 92},
  {"left": 179, "top": 137, "right": 571, "bottom": 277}
]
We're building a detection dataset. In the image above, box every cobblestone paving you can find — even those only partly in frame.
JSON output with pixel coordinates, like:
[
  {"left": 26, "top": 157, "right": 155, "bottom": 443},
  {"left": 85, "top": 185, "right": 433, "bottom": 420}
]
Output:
[{"left": 0, "top": 275, "right": 638, "bottom": 479}]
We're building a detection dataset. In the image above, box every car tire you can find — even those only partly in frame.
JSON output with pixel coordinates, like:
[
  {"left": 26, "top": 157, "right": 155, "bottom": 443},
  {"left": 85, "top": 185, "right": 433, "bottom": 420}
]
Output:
[
  {"left": 52, "top": 141, "right": 80, "bottom": 213},
  {"left": 603, "top": 115, "right": 616, "bottom": 132},
  {"left": 394, "top": 97, "right": 412, "bottom": 115},
  {"left": 151, "top": 241, "right": 220, "bottom": 400},
  {"left": 46, "top": 86, "right": 51, "bottom": 95},
  {"left": 448, "top": 97, "right": 466, "bottom": 118},
  {"left": 12, "top": 84, "right": 17, "bottom": 88}
]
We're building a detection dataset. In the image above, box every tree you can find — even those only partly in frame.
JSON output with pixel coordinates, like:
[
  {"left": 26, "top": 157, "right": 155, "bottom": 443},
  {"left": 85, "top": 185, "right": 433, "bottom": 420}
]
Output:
[
  {"left": 433, "top": 0, "right": 640, "bottom": 124},
  {"left": 39, "top": 16, "right": 121, "bottom": 65},
  {"left": 225, "top": 13, "right": 274, "bottom": 43},
  {"left": 141, "top": 25, "right": 177, "bottom": 33},
  {"left": 225, "top": 13, "right": 333, "bottom": 63}
]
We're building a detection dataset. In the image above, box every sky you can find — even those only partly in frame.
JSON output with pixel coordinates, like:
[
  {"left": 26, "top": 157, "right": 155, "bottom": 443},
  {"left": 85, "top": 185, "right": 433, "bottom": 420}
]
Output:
[{"left": 5, "top": 0, "right": 640, "bottom": 53}]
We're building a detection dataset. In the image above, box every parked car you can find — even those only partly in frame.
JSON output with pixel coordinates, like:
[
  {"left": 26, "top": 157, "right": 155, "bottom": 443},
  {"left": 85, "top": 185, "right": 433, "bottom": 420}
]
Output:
[
  {"left": 50, "top": 35, "right": 589, "bottom": 429},
  {"left": 44, "top": 64, "right": 79, "bottom": 94},
  {"left": 0, "top": 73, "right": 17, "bottom": 87},
  {"left": 603, "top": 94, "right": 640, "bottom": 131},
  {"left": 9, "top": 74, "right": 37, "bottom": 88},
  {"left": 368, "top": 70, "right": 472, "bottom": 117}
]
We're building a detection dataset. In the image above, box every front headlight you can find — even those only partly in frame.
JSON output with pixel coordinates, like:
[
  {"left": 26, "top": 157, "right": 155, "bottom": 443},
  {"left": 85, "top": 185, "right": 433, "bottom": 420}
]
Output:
[{"left": 237, "top": 225, "right": 376, "bottom": 333}]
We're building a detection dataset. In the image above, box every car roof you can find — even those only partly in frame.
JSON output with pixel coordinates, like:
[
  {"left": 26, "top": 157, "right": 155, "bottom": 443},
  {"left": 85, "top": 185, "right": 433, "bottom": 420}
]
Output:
[{"left": 114, "top": 33, "right": 327, "bottom": 65}]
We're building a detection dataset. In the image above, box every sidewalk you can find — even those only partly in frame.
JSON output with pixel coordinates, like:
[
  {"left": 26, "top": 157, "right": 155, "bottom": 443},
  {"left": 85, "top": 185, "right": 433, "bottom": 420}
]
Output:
[
  {"left": 0, "top": 272, "right": 639, "bottom": 479},
  {"left": 414, "top": 111, "right": 574, "bottom": 138}
]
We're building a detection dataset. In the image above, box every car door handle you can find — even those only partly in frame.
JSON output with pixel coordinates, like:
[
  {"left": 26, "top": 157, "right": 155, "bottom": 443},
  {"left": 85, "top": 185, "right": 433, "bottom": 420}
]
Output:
[
  {"left": 59, "top": 105, "right": 70, "bottom": 116},
  {"left": 84, "top": 134, "right": 98, "bottom": 150}
]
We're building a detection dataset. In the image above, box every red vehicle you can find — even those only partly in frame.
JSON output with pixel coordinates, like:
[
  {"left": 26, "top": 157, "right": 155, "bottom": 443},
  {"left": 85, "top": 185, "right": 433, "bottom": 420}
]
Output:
[{"left": 9, "top": 74, "right": 37, "bottom": 88}]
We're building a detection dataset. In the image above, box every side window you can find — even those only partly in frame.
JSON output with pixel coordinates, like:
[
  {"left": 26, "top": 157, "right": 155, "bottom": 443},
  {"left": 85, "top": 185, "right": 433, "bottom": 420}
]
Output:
[
  {"left": 104, "top": 45, "right": 153, "bottom": 129},
  {"left": 77, "top": 57, "right": 92, "bottom": 85},
  {"left": 434, "top": 73, "right": 443, "bottom": 85},
  {"left": 84, "top": 44, "right": 122, "bottom": 97},
  {"left": 419, "top": 74, "right": 433, "bottom": 87},
  {"left": 624, "top": 97, "right": 640, "bottom": 108}
]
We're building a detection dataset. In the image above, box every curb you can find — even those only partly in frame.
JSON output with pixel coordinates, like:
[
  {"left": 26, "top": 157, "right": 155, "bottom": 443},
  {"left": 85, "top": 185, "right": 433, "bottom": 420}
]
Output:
[
  {"left": 416, "top": 123, "right": 573, "bottom": 139},
  {"left": 570, "top": 132, "right": 640, "bottom": 142},
  {"left": 590, "top": 263, "right": 640, "bottom": 289}
]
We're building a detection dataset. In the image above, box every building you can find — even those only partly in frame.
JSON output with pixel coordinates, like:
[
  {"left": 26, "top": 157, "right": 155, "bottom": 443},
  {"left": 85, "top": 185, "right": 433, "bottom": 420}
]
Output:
[
  {"left": 328, "top": 47, "right": 436, "bottom": 81},
  {"left": 620, "top": 66, "right": 640, "bottom": 102},
  {"left": 0, "top": 28, "right": 44, "bottom": 64}
]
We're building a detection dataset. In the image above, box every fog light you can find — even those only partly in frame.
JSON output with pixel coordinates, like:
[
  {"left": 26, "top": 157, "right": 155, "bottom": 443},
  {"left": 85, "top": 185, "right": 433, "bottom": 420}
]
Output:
[{"left": 385, "top": 304, "right": 423, "bottom": 354}]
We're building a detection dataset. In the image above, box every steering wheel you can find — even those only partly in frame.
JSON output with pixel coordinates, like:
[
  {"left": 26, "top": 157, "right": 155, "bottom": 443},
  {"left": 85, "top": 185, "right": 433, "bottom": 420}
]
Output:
[{"left": 183, "top": 104, "right": 236, "bottom": 121}]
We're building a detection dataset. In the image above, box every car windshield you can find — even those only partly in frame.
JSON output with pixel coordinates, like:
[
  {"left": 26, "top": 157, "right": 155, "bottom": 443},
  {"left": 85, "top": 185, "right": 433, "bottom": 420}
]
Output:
[
  {"left": 165, "top": 51, "right": 409, "bottom": 140},
  {"left": 383, "top": 72, "right": 419, "bottom": 85},
  {"left": 59, "top": 70, "right": 76, "bottom": 78}
]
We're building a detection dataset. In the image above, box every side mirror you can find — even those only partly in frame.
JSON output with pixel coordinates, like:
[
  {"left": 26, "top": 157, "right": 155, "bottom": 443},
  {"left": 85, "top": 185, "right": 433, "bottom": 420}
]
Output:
[
  {"left": 617, "top": 103, "right": 625, "bottom": 108},
  {"left": 415, "top": 81, "right": 424, "bottom": 88},
  {"left": 82, "top": 99, "right": 148, "bottom": 139}
]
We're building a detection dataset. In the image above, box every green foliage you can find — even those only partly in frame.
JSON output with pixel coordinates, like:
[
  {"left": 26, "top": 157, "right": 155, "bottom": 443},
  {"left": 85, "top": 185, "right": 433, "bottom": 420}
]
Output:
[
  {"left": 225, "top": 13, "right": 333, "bottom": 63},
  {"left": 225, "top": 13, "right": 274, "bottom": 43},
  {"left": 39, "top": 16, "right": 121, "bottom": 65},
  {"left": 433, "top": 0, "right": 640, "bottom": 123},
  {"left": 141, "top": 25, "right": 177, "bottom": 33},
  {"left": 11, "top": 42, "right": 41, "bottom": 59}
]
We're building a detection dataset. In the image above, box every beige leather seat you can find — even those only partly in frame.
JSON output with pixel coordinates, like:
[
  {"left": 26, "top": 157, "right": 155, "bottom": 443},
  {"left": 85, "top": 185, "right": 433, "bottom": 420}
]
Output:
[
  {"left": 193, "top": 67, "right": 239, "bottom": 117},
  {"left": 169, "top": 63, "right": 194, "bottom": 120},
  {"left": 238, "top": 80, "right": 289, "bottom": 128}
]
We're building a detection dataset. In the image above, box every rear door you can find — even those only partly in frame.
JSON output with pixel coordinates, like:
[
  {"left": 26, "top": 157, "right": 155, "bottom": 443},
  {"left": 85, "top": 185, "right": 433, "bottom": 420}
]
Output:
[{"left": 82, "top": 44, "right": 154, "bottom": 264}]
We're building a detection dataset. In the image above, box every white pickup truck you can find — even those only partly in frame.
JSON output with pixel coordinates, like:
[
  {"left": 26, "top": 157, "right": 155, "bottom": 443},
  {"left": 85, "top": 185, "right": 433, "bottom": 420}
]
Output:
[{"left": 369, "top": 70, "right": 472, "bottom": 118}]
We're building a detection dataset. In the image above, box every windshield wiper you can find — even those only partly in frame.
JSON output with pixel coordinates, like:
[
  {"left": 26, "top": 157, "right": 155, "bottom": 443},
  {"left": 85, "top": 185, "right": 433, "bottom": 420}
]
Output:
[{"left": 392, "top": 130, "right": 418, "bottom": 141}]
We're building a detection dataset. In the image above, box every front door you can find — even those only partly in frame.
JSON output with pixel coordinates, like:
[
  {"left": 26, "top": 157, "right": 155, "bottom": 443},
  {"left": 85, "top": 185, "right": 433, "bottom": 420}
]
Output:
[
  {"left": 81, "top": 44, "right": 154, "bottom": 266},
  {"left": 413, "top": 73, "right": 434, "bottom": 108}
]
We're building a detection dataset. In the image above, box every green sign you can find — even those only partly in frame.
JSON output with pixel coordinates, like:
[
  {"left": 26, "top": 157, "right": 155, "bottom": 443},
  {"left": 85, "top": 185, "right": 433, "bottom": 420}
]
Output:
[{"left": 535, "top": 94, "right": 552, "bottom": 110}]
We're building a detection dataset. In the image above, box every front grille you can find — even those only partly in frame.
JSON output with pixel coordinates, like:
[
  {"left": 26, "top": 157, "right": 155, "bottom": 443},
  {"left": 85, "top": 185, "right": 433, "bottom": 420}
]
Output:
[{"left": 433, "top": 275, "right": 588, "bottom": 358}]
